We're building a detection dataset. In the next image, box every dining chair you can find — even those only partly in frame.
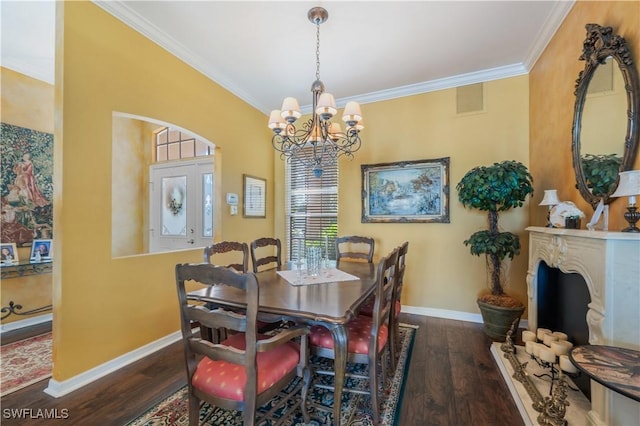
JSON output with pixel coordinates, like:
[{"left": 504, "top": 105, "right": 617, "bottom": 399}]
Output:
[
  {"left": 201, "top": 241, "right": 250, "bottom": 342},
  {"left": 203, "top": 241, "right": 249, "bottom": 272},
  {"left": 389, "top": 241, "right": 408, "bottom": 366},
  {"left": 175, "top": 263, "right": 311, "bottom": 426},
  {"left": 335, "top": 235, "right": 375, "bottom": 263},
  {"left": 250, "top": 237, "right": 282, "bottom": 272},
  {"left": 308, "top": 247, "right": 399, "bottom": 424}
]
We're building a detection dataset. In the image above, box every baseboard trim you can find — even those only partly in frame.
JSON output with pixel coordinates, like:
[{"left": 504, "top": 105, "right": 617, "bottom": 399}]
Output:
[
  {"left": 42, "top": 304, "right": 530, "bottom": 398},
  {"left": 0, "top": 314, "right": 53, "bottom": 334},
  {"left": 401, "top": 305, "right": 528, "bottom": 329},
  {"left": 44, "top": 330, "right": 182, "bottom": 398}
]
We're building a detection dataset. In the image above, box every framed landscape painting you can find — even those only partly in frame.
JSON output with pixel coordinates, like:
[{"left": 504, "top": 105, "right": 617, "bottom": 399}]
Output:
[{"left": 361, "top": 157, "right": 450, "bottom": 223}]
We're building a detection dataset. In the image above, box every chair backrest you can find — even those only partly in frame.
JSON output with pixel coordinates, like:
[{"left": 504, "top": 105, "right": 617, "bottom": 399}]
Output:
[
  {"left": 204, "top": 241, "right": 249, "bottom": 272},
  {"left": 335, "top": 235, "right": 375, "bottom": 263},
  {"left": 175, "top": 263, "right": 259, "bottom": 410},
  {"left": 392, "top": 241, "right": 409, "bottom": 309},
  {"left": 371, "top": 248, "right": 399, "bottom": 345},
  {"left": 250, "top": 237, "right": 282, "bottom": 272}
]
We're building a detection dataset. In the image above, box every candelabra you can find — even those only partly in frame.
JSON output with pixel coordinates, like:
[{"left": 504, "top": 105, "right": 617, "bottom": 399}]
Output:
[{"left": 501, "top": 321, "right": 578, "bottom": 426}]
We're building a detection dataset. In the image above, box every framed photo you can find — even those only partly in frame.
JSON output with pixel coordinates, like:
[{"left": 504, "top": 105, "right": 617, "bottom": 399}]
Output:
[
  {"left": 243, "top": 175, "right": 266, "bottom": 218},
  {"left": 361, "top": 157, "right": 450, "bottom": 223},
  {"left": 30, "top": 239, "right": 52, "bottom": 261},
  {"left": 1, "top": 243, "right": 19, "bottom": 264}
]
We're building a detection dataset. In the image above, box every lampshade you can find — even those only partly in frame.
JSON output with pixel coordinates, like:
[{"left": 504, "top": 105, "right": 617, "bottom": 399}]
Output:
[
  {"left": 611, "top": 170, "right": 640, "bottom": 204},
  {"left": 539, "top": 189, "right": 560, "bottom": 206}
]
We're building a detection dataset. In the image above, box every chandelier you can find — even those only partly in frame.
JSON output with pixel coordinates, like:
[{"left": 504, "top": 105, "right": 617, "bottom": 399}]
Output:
[{"left": 268, "top": 7, "right": 363, "bottom": 177}]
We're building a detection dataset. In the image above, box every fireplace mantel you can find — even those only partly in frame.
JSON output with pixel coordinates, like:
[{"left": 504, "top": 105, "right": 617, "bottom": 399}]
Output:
[{"left": 526, "top": 226, "right": 639, "bottom": 425}]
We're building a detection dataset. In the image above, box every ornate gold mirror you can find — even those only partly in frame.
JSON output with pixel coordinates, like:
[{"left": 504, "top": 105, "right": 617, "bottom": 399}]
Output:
[{"left": 572, "top": 24, "right": 639, "bottom": 208}]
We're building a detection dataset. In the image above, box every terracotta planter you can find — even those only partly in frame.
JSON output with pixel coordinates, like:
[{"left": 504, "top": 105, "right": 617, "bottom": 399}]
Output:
[{"left": 477, "top": 300, "right": 525, "bottom": 341}]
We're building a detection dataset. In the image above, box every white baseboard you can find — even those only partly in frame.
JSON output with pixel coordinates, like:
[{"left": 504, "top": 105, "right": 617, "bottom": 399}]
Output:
[
  {"left": 42, "top": 304, "right": 530, "bottom": 398},
  {"left": 401, "top": 305, "right": 528, "bottom": 329},
  {"left": 0, "top": 313, "right": 52, "bottom": 334},
  {"left": 44, "top": 330, "right": 182, "bottom": 398}
]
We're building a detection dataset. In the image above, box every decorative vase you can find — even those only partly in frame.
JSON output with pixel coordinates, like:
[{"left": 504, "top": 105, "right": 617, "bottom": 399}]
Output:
[
  {"left": 477, "top": 300, "right": 525, "bottom": 341},
  {"left": 565, "top": 217, "right": 581, "bottom": 229}
]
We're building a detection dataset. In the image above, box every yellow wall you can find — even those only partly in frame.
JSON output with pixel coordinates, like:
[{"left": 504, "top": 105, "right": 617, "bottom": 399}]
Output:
[
  {"left": 1, "top": 67, "right": 54, "bottom": 324},
  {"left": 530, "top": 0, "right": 640, "bottom": 229},
  {"left": 54, "top": 2, "right": 273, "bottom": 380},
  {"left": 277, "top": 77, "right": 531, "bottom": 314}
]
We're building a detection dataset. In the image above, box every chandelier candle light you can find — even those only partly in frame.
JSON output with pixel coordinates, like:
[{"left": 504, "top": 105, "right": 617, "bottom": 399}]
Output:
[{"left": 268, "top": 7, "right": 363, "bottom": 177}]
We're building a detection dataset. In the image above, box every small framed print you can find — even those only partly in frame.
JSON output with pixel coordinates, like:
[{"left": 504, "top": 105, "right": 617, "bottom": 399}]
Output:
[
  {"left": 243, "top": 174, "right": 266, "bottom": 218},
  {"left": 1, "top": 243, "right": 19, "bottom": 265},
  {"left": 30, "top": 239, "right": 52, "bottom": 262}
]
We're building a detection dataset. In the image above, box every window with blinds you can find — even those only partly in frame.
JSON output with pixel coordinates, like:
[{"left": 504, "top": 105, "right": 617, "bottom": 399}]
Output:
[{"left": 286, "top": 154, "right": 338, "bottom": 262}]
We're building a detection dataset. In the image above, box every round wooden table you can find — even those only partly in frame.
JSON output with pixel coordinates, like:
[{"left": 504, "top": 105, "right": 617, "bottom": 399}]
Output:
[{"left": 569, "top": 345, "right": 640, "bottom": 402}]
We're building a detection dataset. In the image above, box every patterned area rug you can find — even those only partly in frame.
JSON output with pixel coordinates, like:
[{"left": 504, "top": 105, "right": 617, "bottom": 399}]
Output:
[
  {"left": 1, "top": 332, "right": 52, "bottom": 396},
  {"left": 128, "top": 324, "right": 417, "bottom": 426}
]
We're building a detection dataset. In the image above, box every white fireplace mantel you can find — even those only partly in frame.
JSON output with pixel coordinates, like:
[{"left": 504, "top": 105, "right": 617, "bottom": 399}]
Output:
[{"left": 526, "top": 226, "right": 640, "bottom": 426}]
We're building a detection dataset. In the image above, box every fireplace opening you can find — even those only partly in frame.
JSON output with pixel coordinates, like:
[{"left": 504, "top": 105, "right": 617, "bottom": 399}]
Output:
[{"left": 536, "top": 261, "right": 591, "bottom": 399}]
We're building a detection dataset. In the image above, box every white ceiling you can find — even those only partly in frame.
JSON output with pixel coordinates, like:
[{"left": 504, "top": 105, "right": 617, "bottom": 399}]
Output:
[{"left": 2, "top": 0, "right": 574, "bottom": 114}]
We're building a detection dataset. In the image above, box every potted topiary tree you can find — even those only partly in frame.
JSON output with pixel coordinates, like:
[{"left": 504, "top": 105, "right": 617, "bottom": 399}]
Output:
[{"left": 456, "top": 160, "right": 534, "bottom": 341}]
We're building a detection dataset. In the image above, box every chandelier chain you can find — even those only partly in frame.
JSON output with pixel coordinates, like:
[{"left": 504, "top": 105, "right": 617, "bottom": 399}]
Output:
[{"left": 315, "top": 22, "right": 321, "bottom": 81}]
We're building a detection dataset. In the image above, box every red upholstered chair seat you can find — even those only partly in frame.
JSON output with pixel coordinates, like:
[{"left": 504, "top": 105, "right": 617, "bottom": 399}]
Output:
[
  {"left": 192, "top": 332, "right": 301, "bottom": 401},
  {"left": 309, "top": 315, "right": 388, "bottom": 354}
]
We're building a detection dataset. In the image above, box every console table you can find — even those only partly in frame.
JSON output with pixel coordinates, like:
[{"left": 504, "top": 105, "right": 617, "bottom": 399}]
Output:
[
  {"left": 1, "top": 259, "right": 53, "bottom": 321},
  {"left": 1, "top": 259, "right": 52, "bottom": 279}
]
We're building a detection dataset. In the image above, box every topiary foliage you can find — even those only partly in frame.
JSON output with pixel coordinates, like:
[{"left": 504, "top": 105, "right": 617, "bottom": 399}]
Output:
[{"left": 456, "top": 160, "right": 534, "bottom": 298}]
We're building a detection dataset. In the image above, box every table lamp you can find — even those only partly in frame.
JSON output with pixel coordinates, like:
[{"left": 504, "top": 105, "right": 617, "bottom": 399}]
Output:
[
  {"left": 610, "top": 170, "right": 640, "bottom": 232},
  {"left": 539, "top": 189, "right": 560, "bottom": 227}
]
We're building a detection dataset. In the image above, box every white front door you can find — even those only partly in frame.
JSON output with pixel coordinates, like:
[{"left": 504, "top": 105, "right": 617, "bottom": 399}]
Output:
[{"left": 149, "top": 158, "right": 214, "bottom": 252}]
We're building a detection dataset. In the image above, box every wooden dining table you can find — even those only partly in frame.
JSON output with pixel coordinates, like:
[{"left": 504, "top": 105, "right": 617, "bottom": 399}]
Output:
[{"left": 186, "top": 261, "right": 378, "bottom": 426}]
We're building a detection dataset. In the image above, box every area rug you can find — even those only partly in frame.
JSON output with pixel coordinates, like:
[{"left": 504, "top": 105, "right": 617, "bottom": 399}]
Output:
[
  {"left": 1, "top": 332, "right": 52, "bottom": 396},
  {"left": 128, "top": 324, "right": 417, "bottom": 426}
]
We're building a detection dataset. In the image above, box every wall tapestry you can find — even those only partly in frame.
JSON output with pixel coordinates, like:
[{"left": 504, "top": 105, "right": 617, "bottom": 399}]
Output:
[
  {"left": 361, "top": 157, "right": 450, "bottom": 223},
  {"left": 1, "top": 123, "right": 54, "bottom": 246}
]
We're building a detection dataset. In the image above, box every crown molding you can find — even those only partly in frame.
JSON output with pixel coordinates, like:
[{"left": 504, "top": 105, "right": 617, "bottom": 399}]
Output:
[
  {"left": 523, "top": 0, "right": 575, "bottom": 70},
  {"left": 95, "top": 0, "right": 574, "bottom": 116}
]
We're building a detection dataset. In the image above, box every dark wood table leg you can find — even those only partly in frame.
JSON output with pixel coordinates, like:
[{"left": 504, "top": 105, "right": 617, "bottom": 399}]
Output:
[{"left": 331, "top": 324, "right": 348, "bottom": 426}]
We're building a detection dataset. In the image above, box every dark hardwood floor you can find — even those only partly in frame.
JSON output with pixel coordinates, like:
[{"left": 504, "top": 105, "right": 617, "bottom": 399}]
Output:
[{"left": 1, "top": 314, "right": 523, "bottom": 425}]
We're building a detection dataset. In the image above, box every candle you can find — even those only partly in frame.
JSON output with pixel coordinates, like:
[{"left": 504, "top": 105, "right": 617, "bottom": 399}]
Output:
[
  {"left": 552, "top": 331, "right": 568, "bottom": 341},
  {"left": 539, "top": 347, "right": 557, "bottom": 364},
  {"left": 522, "top": 330, "right": 536, "bottom": 342},
  {"left": 525, "top": 341, "right": 535, "bottom": 355},
  {"left": 550, "top": 340, "right": 573, "bottom": 356},
  {"left": 532, "top": 343, "right": 543, "bottom": 357},
  {"left": 559, "top": 354, "right": 579, "bottom": 373},
  {"left": 537, "top": 328, "right": 551, "bottom": 341},
  {"left": 543, "top": 333, "right": 558, "bottom": 347}
]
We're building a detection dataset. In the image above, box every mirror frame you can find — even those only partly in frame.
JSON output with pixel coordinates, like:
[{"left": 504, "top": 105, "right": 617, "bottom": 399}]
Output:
[{"left": 572, "top": 23, "right": 639, "bottom": 208}]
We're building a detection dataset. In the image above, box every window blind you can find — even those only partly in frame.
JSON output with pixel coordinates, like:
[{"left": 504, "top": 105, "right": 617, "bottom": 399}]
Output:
[{"left": 286, "top": 152, "right": 338, "bottom": 262}]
